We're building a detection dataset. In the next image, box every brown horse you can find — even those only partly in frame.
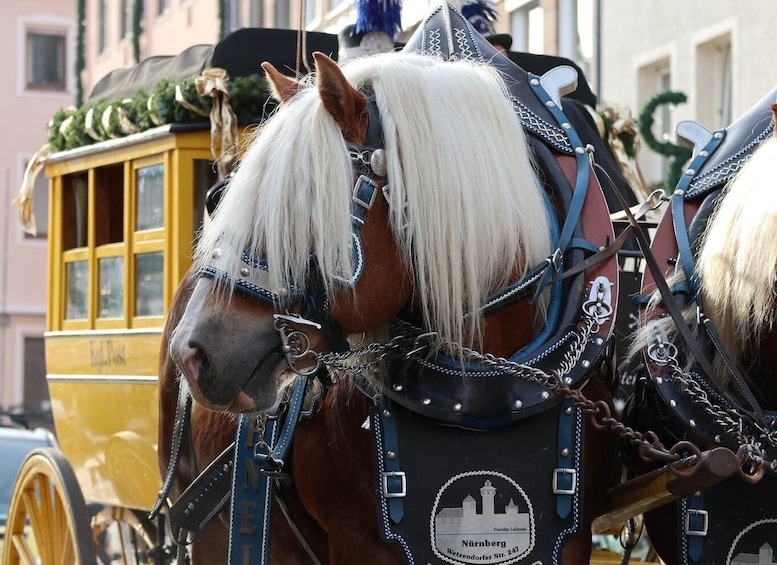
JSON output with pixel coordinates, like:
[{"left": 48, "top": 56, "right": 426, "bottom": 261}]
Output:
[
  {"left": 158, "top": 9, "right": 629, "bottom": 562},
  {"left": 626, "top": 95, "right": 777, "bottom": 564}
]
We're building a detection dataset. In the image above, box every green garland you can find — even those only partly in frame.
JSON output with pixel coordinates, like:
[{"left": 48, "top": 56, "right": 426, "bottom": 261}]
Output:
[
  {"left": 75, "top": 0, "right": 85, "bottom": 107},
  {"left": 218, "top": 0, "right": 226, "bottom": 41},
  {"left": 132, "top": 0, "right": 143, "bottom": 63},
  {"left": 48, "top": 73, "right": 276, "bottom": 152},
  {"left": 638, "top": 90, "right": 692, "bottom": 192}
]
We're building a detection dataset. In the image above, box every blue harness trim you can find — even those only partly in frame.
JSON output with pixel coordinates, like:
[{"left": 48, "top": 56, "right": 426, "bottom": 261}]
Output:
[
  {"left": 227, "top": 376, "right": 309, "bottom": 565},
  {"left": 527, "top": 72, "right": 593, "bottom": 298},
  {"left": 228, "top": 414, "right": 280, "bottom": 565},
  {"left": 671, "top": 131, "right": 726, "bottom": 299},
  {"left": 554, "top": 399, "right": 578, "bottom": 518}
]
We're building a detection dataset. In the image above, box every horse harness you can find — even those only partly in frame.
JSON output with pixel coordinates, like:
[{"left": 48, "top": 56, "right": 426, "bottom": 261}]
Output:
[
  {"left": 624, "top": 85, "right": 777, "bottom": 564},
  {"left": 154, "top": 5, "right": 632, "bottom": 564}
]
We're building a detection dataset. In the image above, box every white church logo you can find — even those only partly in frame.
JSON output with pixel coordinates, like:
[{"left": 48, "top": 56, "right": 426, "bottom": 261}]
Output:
[
  {"left": 727, "top": 519, "right": 777, "bottom": 565},
  {"left": 430, "top": 472, "right": 535, "bottom": 565}
]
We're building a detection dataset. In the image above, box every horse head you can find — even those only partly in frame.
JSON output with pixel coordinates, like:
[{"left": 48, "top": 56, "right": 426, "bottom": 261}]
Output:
[{"left": 170, "top": 51, "right": 553, "bottom": 414}]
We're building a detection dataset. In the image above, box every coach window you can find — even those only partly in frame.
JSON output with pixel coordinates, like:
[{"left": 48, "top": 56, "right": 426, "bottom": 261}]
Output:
[
  {"left": 133, "top": 161, "right": 165, "bottom": 322},
  {"left": 95, "top": 165, "right": 125, "bottom": 320},
  {"left": 136, "top": 164, "right": 164, "bottom": 231},
  {"left": 63, "top": 174, "right": 89, "bottom": 321}
]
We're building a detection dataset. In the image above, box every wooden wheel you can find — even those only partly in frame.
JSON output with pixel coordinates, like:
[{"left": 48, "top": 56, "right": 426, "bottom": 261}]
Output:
[{"left": 3, "top": 447, "right": 97, "bottom": 565}]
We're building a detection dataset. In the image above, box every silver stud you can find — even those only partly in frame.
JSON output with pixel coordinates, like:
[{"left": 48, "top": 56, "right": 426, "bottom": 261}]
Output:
[
  {"left": 382, "top": 409, "right": 392, "bottom": 418},
  {"left": 393, "top": 383, "right": 403, "bottom": 392},
  {"left": 422, "top": 398, "right": 431, "bottom": 406},
  {"left": 656, "top": 377, "right": 664, "bottom": 385},
  {"left": 282, "top": 345, "right": 292, "bottom": 353},
  {"left": 714, "top": 435, "right": 721, "bottom": 444},
  {"left": 240, "top": 267, "right": 250, "bottom": 277},
  {"left": 669, "top": 399, "right": 676, "bottom": 407},
  {"left": 699, "top": 150, "right": 709, "bottom": 157},
  {"left": 560, "top": 448, "right": 570, "bottom": 457},
  {"left": 212, "top": 248, "right": 222, "bottom": 259},
  {"left": 564, "top": 377, "right": 573, "bottom": 385},
  {"left": 541, "top": 391, "right": 550, "bottom": 400},
  {"left": 714, "top": 132, "right": 723, "bottom": 139},
  {"left": 595, "top": 337, "right": 604, "bottom": 346},
  {"left": 689, "top": 419, "right": 696, "bottom": 427},
  {"left": 514, "top": 400, "right": 523, "bottom": 409},
  {"left": 685, "top": 169, "right": 695, "bottom": 176},
  {"left": 453, "top": 403, "right": 462, "bottom": 411},
  {"left": 223, "top": 464, "right": 230, "bottom": 472},
  {"left": 370, "top": 149, "right": 388, "bottom": 177},
  {"left": 564, "top": 406, "right": 573, "bottom": 415},
  {"left": 546, "top": 100, "right": 556, "bottom": 108},
  {"left": 561, "top": 122, "right": 571, "bottom": 130},
  {"left": 530, "top": 78, "right": 540, "bottom": 86},
  {"left": 582, "top": 360, "right": 591, "bottom": 368},
  {"left": 575, "top": 146, "right": 585, "bottom": 155},
  {"left": 674, "top": 189, "right": 684, "bottom": 197},
  {"left": 386, "top": 450, "right": 396, "bottom": 460}
]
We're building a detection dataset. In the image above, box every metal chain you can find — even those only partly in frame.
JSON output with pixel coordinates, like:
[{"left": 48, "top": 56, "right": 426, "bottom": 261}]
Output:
[
  {"left": 273, "top": 290, "right": 769, "bottom": 478},
  {"left": 646, "top": 334, "right": 777, "bottom": 475}
]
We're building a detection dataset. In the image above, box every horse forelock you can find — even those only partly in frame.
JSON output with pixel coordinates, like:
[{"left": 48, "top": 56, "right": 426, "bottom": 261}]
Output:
[
  {"left": 195, "top": 52, "right": 552, "bottom": 349},
  {"left": 697, "top": 135, "right": 777, "bottom": 362}
]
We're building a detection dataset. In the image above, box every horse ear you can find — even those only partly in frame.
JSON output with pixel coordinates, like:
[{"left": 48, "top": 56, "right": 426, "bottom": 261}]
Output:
[
  {"left": 261, "top": 62, "right": 303, "bottom": 103},
  {"left": 313, "top": 51, "right": 367, "bottom": 144}
]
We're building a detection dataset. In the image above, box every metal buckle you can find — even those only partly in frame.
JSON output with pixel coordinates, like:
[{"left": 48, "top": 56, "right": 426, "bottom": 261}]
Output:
[
  {"left": 684, "top": 509, "right": 709, "bottom": 536},
  {"left": 353, "top": 175, "right": 378, "bottom": 210},
  {"left": 552, "top": 468, "right": 576, "bottom": 495},
  {"left": 382, "top": 471, "right": 406, "bottom": 499}
]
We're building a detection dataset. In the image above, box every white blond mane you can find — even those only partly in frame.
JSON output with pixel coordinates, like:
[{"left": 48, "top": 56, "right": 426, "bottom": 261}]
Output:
[
  {"left": 196, "top": 52, "right": 552, "bottom": 349},
  {"left": 696, "top": 134, "right": 777, "bottom": 362},
  {"left": 630, "top": 134, "right": 777, "bottom": 378}
]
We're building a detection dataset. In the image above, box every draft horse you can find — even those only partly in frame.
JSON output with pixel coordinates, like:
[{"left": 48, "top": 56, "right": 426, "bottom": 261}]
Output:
[
  {"left": 626, "top": 91, "right": 777, "bottom": 564},
  {"left": 159, "top": 9, "right": 627, "bottom": 563}
]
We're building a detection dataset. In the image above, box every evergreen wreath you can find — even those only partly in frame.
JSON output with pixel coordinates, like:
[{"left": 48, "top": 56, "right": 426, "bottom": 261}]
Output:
[
  {"left": 48, "top": 74, "right": 276, "bottom": 152},
  {"left": 638, "top": 90, "right": 692, "bottom": 192}
]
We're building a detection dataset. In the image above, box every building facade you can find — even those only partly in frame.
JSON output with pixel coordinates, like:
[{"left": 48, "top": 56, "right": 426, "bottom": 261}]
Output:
[
  {"left": 0, "top": 0, "right": 76, "bottom": 427},
  {"left": 597, "top": 0, "right": 777, "bottom": 189}
]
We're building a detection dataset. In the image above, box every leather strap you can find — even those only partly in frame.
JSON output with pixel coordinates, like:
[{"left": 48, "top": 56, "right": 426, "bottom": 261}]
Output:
[
  {"left": 150, "top": 380, "right": 193, "bottom": 521},
  {"left": 169, "top": 443, "right": 234, "bottom": 539},
  {"left": 228, "top": 414, "right": 280, "bottom": 565},
  {"left": 555, "top": 399, "right": 578, "bottom": 518},
  {"left": 377, "top": 397, "right": 405, "bottom": 524},
  {"left": 596, "top": 163, "right": 720, "bottom": 384}
]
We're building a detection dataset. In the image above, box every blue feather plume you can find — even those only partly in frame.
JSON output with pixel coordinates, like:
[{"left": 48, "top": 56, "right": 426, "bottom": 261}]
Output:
[
  {"left": 461, "top": 0, "right": 498, "bottom": 35},
  {"left": 461, "top": 0, "right": 498, "bottom": 21},
  {"left": 353, "top": 0, "right": 403, "bottom": 39}
]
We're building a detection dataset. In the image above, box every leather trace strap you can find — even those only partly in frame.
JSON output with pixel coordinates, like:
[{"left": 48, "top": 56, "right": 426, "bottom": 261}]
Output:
[
  {"left": 597, "top": 162, "right": 720, "bottom": 386},
  {"left": 150, "top": 380, "right": 193, "bottom": 521}
]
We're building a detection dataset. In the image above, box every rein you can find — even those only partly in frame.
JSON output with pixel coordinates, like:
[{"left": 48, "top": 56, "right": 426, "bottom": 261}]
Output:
[{"left": 600, "top": 159, "right": 777, "bottom": 481}]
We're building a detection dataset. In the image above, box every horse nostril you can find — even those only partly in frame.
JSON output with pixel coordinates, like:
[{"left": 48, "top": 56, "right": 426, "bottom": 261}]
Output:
[{"left": 183, "top": 339, "right": 209, "bottom": 379}]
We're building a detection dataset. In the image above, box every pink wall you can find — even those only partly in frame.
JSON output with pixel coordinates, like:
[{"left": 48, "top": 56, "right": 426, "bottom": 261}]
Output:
[{"left": 0, "top": 1, "right": 75, "bottom": 414}]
